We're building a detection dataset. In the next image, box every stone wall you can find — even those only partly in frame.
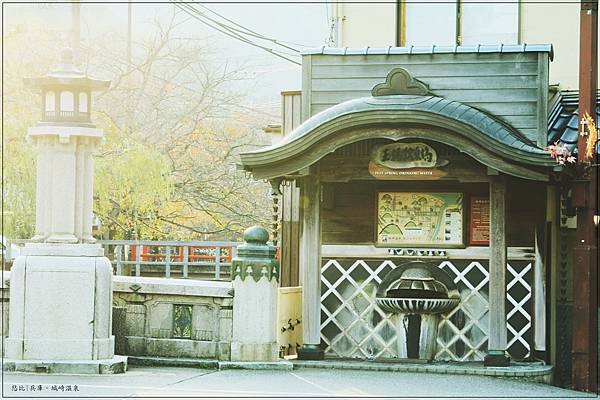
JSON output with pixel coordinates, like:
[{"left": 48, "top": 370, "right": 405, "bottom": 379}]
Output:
[
  {"left": 0, "top": 273, "right": 235, "bottom": 361},
  {"left": 113, "top": 276, "right": 233, "bottom": 361}
]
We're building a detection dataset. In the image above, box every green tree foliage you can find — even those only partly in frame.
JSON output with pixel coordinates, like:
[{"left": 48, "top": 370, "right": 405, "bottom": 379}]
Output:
[
  {"left": 2, "top": 11, "right": 273, "bottom": 241},
  {"left": 1, "top": 28, "right": 60, "bottom": 239},
  {"left": 94, "top": 141, "right": 173, "bottom": 240}
]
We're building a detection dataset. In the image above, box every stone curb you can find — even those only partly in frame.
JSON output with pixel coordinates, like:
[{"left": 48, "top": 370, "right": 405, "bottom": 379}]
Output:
[
  {"left": 128, "top": 356, "right": 218, "bottom": 369},
  {"left": 219, "top": 361, "right": 293, "bottom": 371},
  {"left": 128, "top": 356, "right": 293, "bottom": 371},
  {"left": 2, "top": 356, "right": 128, "bottom": 374},
  {"left": 292, "top": 360, "right": 553, "bottom": 384}
]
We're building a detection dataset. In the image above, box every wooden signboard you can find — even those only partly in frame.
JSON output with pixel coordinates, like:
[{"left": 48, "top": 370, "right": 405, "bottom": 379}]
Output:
[
  {"left": 369, "top": 142, "right": 447, "bottom": 180},
  {"left": 372, "top": 142, "right": 437, "bottom": 169},
  {"left": 469, "top": 196, "right": 490, "bottom": 245}
]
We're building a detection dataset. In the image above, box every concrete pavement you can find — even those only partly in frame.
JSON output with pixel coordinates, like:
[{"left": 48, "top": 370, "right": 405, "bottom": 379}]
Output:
[{"left": 1, "top": 365, "right": 596, "bottom": 399}]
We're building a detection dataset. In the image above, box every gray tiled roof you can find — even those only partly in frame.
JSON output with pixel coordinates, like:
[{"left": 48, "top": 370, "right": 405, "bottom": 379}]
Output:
[
  {"left": 278, "top": 94, "right": 545, "bottom": 157},
  {"left": 548, "top": 90, "right": 600, "bottom": 154},
  {"left": 302, "top": 44, "right": 553, "bottom": 60}
]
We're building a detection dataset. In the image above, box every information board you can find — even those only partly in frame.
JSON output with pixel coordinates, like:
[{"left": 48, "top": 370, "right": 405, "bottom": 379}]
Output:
[
  {"left": 469, "top": 196, "right": 490, "bottom": 245},
  {"left": 377, "top": 192, "right": 464, "bottom": 246}
]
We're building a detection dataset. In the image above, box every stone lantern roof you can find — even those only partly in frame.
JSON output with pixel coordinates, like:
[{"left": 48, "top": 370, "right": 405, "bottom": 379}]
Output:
[
  {"left": 24, "top": 47, "right": 110, "bottom": 90},
  {"left": 24, "top": 47, "right": 110, "bottom": 130}
]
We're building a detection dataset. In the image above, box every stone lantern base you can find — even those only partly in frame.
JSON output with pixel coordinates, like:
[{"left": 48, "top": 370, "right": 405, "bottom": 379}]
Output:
[{"left": 4, "top": 243, "right": 126, "bottom": 374}]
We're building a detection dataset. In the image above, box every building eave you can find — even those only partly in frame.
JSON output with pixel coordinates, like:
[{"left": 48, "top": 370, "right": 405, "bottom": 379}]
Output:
[
  {"left": 240, "top": 95, "right": 554, "bottom": 181},
  {"left": 302, "top": 44, "right": 554, "bottom": 61}
]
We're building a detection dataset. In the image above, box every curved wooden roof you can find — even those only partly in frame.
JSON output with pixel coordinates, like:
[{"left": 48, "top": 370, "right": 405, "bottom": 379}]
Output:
[{"left": 240, "top": 94, "right": 555, "bottom": 181}]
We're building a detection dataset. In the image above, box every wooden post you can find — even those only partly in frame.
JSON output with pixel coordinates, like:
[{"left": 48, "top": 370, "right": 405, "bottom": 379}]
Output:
[
  {"left": 215, "top": 247, "right": 222, "bottom": 280},
  {"left": 547, "top": 186, "right": 559, "bottom": 369},
  {"left": 135, "top": 244, "right": 141, "bottom": 277},
  {"left": 115, "top": 245, "right": 122, "bottom": 275},
  {"left": 484, "top": 175, "right": 510, "bottom": 366},
  {"left": 182, "top": 245, "right": 189, "bottom": 279},
  {"left": 165, "top": 246, "right": 171, "bottom": 278},
  {"left": 296, "top": 174, "right": 324, "bottom": 360},
  {"left": 572, "top": 0, "right": 598, "bottom": 391}
]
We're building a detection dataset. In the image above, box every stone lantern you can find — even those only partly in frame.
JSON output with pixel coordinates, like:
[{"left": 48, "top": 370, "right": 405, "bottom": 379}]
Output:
[
  {"left": 4, "top": 49, "right": 126, "bottom": 374},
  {"left": 23, "top": 47, "right": 109, "bottom": 243}
]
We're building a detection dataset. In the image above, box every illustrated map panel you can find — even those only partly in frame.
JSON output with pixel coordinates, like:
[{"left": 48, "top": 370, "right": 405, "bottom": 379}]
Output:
[{"left": 377, "top": 192, "right": 463, "bottom": 246}]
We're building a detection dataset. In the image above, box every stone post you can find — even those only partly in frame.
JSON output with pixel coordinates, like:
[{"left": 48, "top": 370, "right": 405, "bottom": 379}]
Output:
[{"left": 230, "top": 226, "right": 279, "bottom": 361}]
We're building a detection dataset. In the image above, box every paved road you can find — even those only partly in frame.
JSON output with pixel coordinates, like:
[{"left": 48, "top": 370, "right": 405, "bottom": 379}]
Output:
[{"left": 1, "top": 365, "right": 596, "bottom": 399}]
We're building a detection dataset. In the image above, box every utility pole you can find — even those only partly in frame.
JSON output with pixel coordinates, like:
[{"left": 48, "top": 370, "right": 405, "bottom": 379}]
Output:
[
  {"left": 572, "top": 0, "right": 598, "bottom": 392},
  {"left": 126, "top": 2, "right": 133, "bottom": 129},
  {"left": 71, "top": 1, "right": 81, "bottom": 56},
  {"left": 127, "top": 2, "right": 132, "bottom": 71}
]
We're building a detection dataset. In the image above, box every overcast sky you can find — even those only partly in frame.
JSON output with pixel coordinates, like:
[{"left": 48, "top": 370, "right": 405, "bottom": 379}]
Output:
[{"left": 3, "top": 2, "right": 329, "bottom": 119}]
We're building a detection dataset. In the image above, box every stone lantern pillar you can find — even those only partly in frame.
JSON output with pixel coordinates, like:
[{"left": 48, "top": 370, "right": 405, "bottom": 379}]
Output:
[
  {"left": 4, "top": 48, "right": 126, "bottom": 374},
  {"left": 230, "top": 226, "right": 279, "bottom": 361}
]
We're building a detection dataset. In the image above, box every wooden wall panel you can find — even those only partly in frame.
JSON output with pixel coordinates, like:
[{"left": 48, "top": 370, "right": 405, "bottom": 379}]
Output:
[
  {"left": 280, "top": 183, "right": 302, "bottom": 287},
  {"left": 322, "top": 182, "right": 376, "bottom": 244},
  {"left": 320, "top": 174, "right": 544, "bottom": 247},
  {"left": 282, "top": 91, "right": 302, "bottom": 136},
  {"left": 307, "top": 52, "right": 544, "bottom": 144},
  {"left": 506, "top": 179, "right": 547, "bottom": 247}
]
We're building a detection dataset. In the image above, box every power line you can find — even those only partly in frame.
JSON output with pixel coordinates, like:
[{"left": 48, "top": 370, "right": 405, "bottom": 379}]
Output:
[
  {"left": 171, "top": 1, "right": 301, "bottom": 66},
  {"left": 176, "top": 1, "right": 300, "bottom": 58},
  {"left": 175, "top": 2, "right": 302, "bottom": 60},
  {"left": 190, "top": 1, "right": 310, "bottom": 50}
]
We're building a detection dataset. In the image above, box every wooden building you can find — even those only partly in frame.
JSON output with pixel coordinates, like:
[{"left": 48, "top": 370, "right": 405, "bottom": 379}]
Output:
[{"left": 240, "top": 45, "right": 560, "bottom": 366}]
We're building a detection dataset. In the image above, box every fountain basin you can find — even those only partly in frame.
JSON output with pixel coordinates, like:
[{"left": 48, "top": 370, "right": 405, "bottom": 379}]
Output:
[
  {"left": 376, "top": 297, "right": 459, "bottom": 314},
  {"left": 375, "top": 261, "right": 461, "bottom": 360}
]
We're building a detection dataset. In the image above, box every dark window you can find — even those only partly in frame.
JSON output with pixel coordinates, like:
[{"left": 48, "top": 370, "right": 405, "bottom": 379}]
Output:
[{"left": 172, "top": 304, "right": 193, "bottom": 339}]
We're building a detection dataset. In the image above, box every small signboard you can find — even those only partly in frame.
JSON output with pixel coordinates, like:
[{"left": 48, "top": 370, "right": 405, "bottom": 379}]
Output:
[
  {"left": 368, "top": 164, "right": 448, "bottom": 180},
  {"left": 469, "top": 196, "right": 490, "bottom": 245},
  {"left": 377, "top": 192, "right": 464, "bottom": 246}
]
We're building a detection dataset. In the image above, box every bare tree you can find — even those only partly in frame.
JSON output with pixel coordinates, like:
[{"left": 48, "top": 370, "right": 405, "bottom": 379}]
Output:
[{"left": 84, "top": 11, "right": 274, "bottom": 240}]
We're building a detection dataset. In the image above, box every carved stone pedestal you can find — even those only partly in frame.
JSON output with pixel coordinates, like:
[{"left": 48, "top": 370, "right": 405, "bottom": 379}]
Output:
[
  {"left": 4, "top": 243, "right": 126, "bottom": 374},
  {"left": 230, "top": 227, "right": 279, "bottom": 362}
]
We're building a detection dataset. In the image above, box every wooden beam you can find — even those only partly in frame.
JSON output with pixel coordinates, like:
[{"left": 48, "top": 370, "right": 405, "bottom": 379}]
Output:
[
  {"left": 319, "top": 157, "right": 490, "bottom": 183},
  {"left": 484, "top": 175, "right": 510, "bottom": 367},
  {"left": 297, "top": 173, "right": 324, "bottom": 360}
]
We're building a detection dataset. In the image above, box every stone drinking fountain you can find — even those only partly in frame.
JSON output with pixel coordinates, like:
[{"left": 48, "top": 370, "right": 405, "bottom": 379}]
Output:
[{"left": 376, "top": 261, "right": 460, "bottom": 360}]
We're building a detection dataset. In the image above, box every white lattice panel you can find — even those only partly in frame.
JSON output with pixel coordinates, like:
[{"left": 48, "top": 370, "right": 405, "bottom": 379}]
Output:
[
  {"left": 320, "top": 259, "right": 533, "bottom": 361},
  {"left": 435, "top": 261, "right": 490, "bottom": 361}
]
